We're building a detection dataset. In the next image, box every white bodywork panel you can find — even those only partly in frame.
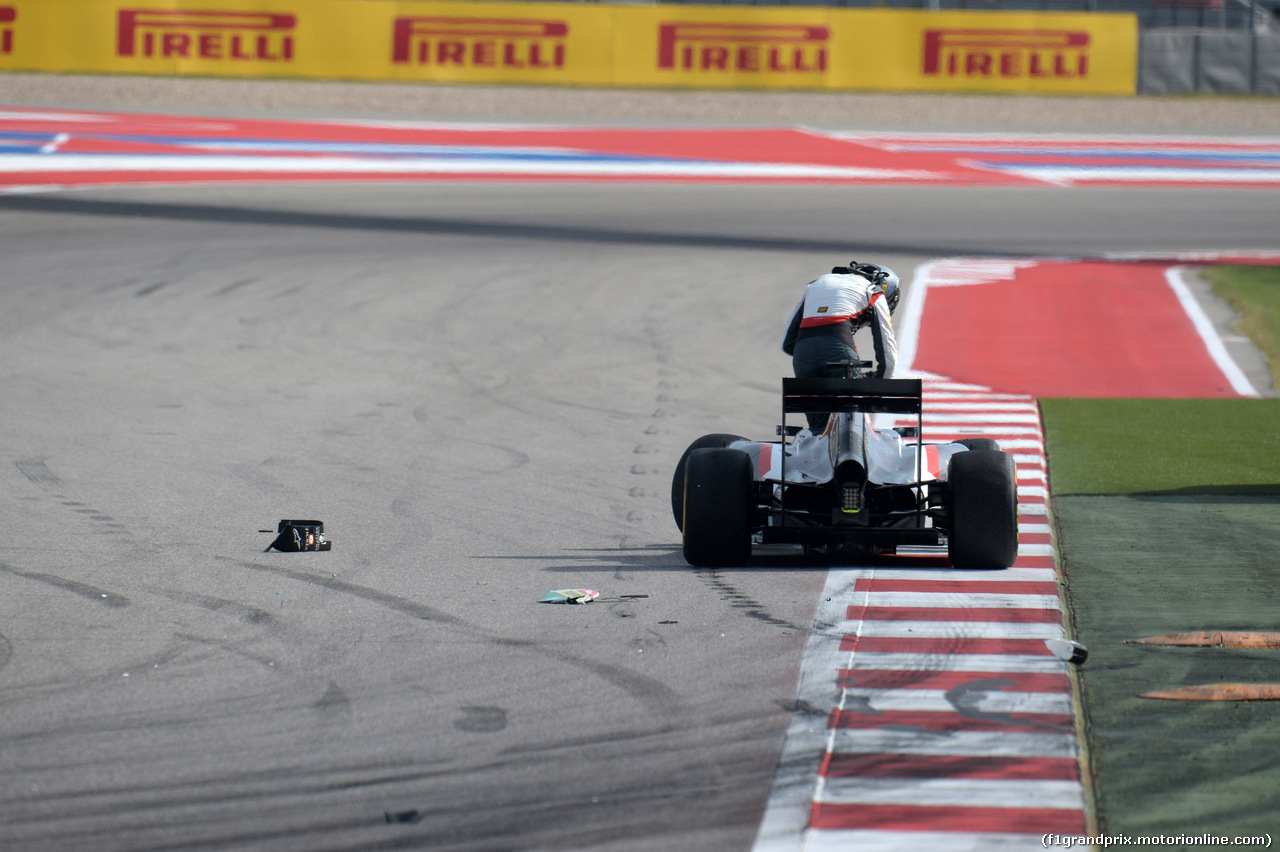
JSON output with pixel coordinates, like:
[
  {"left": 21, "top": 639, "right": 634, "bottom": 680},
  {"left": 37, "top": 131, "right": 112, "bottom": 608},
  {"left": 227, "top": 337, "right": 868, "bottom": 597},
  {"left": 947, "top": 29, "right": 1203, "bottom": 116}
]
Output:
[{"left": 735, "top": 412, "right": 968, "bottom": 486}]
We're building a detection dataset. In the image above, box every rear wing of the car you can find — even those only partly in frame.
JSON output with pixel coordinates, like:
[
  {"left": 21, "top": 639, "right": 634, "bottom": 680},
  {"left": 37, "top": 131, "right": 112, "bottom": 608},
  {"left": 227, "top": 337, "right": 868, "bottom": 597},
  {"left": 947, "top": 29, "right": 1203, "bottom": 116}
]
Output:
[{"left": 782, "top": 377, "right": 923, "bottom": 416}]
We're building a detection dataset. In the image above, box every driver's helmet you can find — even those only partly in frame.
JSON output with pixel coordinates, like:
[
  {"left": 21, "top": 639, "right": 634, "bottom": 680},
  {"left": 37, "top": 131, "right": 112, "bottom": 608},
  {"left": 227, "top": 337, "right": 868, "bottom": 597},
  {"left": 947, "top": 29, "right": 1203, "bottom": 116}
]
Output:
[{"left": 850, "top": 263, "right": 900, "bottom": 314}]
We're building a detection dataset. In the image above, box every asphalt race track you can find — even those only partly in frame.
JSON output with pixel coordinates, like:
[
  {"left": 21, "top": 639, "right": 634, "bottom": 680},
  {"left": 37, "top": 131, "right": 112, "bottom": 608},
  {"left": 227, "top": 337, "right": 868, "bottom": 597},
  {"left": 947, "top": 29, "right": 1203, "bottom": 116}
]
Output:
[{"left": 0, "top": 160, "right": 1276, "bottom": 849}]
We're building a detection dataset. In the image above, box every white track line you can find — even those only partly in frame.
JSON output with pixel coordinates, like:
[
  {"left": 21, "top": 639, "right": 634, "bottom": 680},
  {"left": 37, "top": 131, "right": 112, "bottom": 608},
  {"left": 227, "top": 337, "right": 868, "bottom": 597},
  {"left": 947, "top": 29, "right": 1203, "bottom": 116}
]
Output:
[{"left": 1165, "top": 265, "right": 1259, "bottom": 397}]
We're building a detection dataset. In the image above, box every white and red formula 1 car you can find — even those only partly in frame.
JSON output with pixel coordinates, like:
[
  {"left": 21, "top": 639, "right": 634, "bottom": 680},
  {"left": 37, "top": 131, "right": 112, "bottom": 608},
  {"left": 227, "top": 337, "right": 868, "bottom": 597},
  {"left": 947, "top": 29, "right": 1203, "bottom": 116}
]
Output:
[{"left": 672, "top": 376, "right": 1018, "bottom": 569}]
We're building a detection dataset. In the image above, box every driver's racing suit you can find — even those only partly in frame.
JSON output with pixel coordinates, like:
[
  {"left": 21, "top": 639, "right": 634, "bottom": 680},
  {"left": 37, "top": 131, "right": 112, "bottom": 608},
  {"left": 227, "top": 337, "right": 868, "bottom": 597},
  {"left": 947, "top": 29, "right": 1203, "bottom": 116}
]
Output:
[{"left": 780, "top": 270, "right": 898, "bottom": 431}]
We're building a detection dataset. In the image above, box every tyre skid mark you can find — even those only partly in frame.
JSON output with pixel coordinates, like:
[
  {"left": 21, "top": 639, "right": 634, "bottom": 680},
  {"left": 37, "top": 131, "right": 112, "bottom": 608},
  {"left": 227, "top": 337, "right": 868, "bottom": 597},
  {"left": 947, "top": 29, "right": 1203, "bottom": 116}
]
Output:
[
  {"left": 0, "top": 560, "right": 130, "bottom": 608},
  {"left": 221, "top": 557, "right": 683, "bottom": 714}
]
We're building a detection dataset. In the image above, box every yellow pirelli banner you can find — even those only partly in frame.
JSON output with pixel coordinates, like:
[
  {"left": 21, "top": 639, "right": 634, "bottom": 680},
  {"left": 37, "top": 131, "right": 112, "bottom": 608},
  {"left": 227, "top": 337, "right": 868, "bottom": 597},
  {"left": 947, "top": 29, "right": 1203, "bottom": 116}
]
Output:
[
  {"left": 0, "top": 0, "right": 1138, "bottom": 95},
  {"left": 614, "top": 7, "right": 1137, "bottom": 94}
]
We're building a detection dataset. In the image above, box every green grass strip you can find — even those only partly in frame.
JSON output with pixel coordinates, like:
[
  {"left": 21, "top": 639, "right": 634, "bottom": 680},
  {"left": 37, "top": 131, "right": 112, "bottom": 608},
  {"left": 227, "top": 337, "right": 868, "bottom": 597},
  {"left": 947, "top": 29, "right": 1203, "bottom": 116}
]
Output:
[
  {"left": 1205, "top": 265, "right": 1280, "bottom": 383},
  {"left": 1041, "top": 398, "right": 1280, "bottom": 495}
]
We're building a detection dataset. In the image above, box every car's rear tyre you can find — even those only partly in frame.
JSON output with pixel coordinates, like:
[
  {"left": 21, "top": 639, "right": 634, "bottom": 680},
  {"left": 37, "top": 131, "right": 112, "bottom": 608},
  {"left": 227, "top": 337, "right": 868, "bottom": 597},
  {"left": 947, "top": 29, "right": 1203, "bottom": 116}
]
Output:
[
  {"left": 672, "top": 433, "right": 748, "bottom": 531},
  {"left": 957, "top": 438, "right": 1001, "bottom": 452},
  {"left": 682, "top": 448, "right": 754, "bottom": 568},
  {"left": 947, "top": 449, "right": 1018, "bottom": 570}
]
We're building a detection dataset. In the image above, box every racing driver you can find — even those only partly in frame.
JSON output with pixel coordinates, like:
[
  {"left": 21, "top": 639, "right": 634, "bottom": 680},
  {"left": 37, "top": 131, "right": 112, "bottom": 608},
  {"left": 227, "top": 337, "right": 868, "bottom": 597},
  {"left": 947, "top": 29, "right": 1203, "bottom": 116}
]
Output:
[{"left": 780, "top": 261, "right": 901, "bottom": 431}]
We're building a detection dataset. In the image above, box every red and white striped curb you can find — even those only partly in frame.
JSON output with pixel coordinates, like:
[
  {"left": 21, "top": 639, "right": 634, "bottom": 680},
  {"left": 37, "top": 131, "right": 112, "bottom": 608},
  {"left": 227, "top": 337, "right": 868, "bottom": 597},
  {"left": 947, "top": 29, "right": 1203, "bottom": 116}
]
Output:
[{"left": 754, "top": 378, "right": 1088, "bottom": 851}]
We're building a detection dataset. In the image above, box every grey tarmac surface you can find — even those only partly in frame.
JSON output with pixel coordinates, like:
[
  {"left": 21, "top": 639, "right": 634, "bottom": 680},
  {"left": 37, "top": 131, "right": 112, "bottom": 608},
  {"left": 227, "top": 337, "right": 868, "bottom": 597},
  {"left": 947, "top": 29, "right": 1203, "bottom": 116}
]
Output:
[{"left": 0, "top": 76, "right": 1277, "bottom": 851}]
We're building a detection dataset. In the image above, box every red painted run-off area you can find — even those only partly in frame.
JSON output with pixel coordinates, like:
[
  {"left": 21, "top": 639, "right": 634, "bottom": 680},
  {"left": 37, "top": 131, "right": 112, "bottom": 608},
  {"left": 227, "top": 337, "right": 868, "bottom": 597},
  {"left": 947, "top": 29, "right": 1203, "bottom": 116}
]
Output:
[
  {"left": 1, "top": 108, "right": 1279, "bottom": 189},
  {"left": 0, "top": 110, "right": 1010, "bottom": 187},
  {"left": 913, "top": 259, "right": 1263, "bottom": 398}
]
